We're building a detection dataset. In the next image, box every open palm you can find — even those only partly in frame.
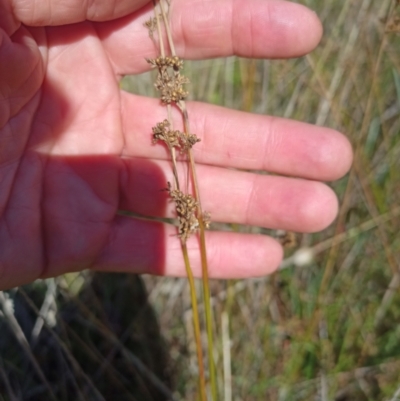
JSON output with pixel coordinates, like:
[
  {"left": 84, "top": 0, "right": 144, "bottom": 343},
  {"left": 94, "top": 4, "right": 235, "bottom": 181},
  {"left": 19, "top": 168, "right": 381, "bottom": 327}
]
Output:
[{"left": 0, "top": 0, "right": 352, "bottom": 289}]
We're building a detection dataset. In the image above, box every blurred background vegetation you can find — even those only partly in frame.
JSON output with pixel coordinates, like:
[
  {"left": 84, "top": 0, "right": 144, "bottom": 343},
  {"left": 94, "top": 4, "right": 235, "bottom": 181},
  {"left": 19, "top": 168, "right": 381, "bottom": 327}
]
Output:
[{"left": 1, "top": 0, "right": 400, "bottom": 400}]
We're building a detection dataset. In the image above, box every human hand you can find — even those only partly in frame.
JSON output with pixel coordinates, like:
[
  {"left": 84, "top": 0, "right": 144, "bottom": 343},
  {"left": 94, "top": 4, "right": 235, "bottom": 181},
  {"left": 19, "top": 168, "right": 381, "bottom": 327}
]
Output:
[{"left": 0, "top": 0, "right": 352, "bottom": 290}]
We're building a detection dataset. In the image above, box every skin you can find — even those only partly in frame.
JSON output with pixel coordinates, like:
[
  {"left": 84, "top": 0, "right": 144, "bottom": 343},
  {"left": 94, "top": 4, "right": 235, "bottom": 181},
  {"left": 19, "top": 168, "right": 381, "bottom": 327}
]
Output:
[{"left": 0, "top": 0, "right": 353, "bottom": 290}]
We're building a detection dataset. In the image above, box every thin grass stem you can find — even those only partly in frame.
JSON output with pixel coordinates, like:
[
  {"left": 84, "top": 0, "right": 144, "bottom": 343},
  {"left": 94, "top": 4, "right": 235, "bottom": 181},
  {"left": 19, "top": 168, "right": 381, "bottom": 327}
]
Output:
[
  {"left": 159, "top": 0, "right": 176, "bottom": 56},
  {"left": 178, "top": 100, "right": 218, "bottom": 401},
  {"left": 157, "top": 0, "right": 218, "bottom": 393},
  {"left": 153, "top": 0, "right": 165, "bottom": 57},
  {"left": 182, "top": 244, "right": 207, "bottom": 401},
  {"left": 151, "top": 1, "right": 209, "bottom": 398}
]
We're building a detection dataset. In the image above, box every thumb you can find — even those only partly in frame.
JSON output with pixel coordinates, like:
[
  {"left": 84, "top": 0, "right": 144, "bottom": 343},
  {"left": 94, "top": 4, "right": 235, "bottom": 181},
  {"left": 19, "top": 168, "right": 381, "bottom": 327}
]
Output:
[{"left": 12, "top": 0, "right": 149, "bottom": 26}]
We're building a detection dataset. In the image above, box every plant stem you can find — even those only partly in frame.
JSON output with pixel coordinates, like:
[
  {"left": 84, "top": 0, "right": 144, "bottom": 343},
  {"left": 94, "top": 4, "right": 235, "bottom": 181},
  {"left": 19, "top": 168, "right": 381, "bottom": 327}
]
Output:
[
  {"left": 159, "top": 0, "right": 176, "bottom": 56},
  {"left": 156, "top": 1, "right": 218, "bottom": 398},
  {"left": 152, "top": 1, "right": 209, "bottom": 399},
  {"left": 179, "top": 101, "right": 218, "bottom": 401},
  {"left": 153, "top": 1, "right": 165, "bottom": 57},
  {"left": 182, "top": 244, "right": 207, "bottom": 401}
]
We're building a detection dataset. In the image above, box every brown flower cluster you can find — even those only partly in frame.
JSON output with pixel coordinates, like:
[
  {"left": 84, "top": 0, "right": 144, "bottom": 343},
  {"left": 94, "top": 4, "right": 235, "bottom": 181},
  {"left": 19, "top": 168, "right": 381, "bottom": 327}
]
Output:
[
  {"left": 152, "top": 119, "right": 180, "bottom": 147},
  {"left": 166, "top": 182, "right": 199, "bottom": 242},
  {"left": 144, "top": 17, "right": 157, "bottom": 38},
  {"left": 147, "top": 56, "right": 183, "bottom": 71},
  {"left": 152, "top": 119, "right": 200, "bottom": 151},
  {"left": 147, "top": 56, "right": 189, "bottom": 104},
  {"left": 147, "top": 52, "right": 208, "bottom": 243}
]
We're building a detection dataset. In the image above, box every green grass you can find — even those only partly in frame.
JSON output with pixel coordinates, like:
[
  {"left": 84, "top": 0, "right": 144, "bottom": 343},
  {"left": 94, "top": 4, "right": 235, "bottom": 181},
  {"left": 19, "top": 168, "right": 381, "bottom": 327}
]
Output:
[
  {"left": 138, "top": 1, "right": 400, "bottom": 399},
  {"left": 1, "top": 0, "right": 400, "bottom": 400}
]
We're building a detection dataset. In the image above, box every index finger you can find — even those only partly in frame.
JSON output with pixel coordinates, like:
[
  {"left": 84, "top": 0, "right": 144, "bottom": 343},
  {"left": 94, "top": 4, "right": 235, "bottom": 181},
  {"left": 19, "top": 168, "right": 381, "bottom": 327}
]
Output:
[
  {"left": 97, "top": 0, "right": 323, "bottom": 75},
  {"left": 12, "top": 0, "right": 148, "bottom": 26}
]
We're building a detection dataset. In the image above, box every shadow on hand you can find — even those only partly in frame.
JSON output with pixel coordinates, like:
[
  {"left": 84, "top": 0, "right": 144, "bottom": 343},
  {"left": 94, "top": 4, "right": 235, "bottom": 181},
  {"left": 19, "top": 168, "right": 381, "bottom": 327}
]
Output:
[
  {"left": 0, "top": 41, "right": 179, "bottom": 396},
  {"left": 37, "top": 153, "right": 169, "bottom": 279}
]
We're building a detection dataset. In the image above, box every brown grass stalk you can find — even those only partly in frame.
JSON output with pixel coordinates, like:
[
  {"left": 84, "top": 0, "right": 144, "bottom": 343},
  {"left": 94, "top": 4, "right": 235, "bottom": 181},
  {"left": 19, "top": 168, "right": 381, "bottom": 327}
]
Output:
[{"left": 147, "top": 1, "right": 213, "bottom": 399}]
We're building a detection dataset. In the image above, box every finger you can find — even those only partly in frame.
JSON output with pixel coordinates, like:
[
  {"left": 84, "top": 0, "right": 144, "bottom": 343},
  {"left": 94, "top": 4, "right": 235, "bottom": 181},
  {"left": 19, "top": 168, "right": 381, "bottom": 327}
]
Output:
[
  {"left": 97, "top": 0, "right": 323, "bottom": 75},
  {"left": 13, "top": 0, "right": 148, "bottom": 26},
  {"left": 119, "top": 158, "right": 339, "bottom": 233},
  {"left": 121, "top": 92, "right": 353, "bottom": 182},
  {"left": 94, "top": 215, "right": 283, "bottom": 278}
]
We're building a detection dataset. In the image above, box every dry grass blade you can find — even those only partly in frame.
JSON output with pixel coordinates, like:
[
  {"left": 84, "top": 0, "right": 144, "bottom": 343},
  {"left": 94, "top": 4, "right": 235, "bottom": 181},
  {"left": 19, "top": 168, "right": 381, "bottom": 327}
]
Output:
[
  {"left": 221, "top": 312, "right": 232, "bottom": 401},
  {"left": 0, "top": 291, "right": 58, "bottom": 401},
  {"left": 389, "top": 383, "right": 400, "bottom": 401},
  {"left": 0, "top": 357, "right": 19, "bottom": 401},
  {"left": 16, "top": 288, "right": 108, "bottom": 401},
  {"left": 56, "top": 282, "right": 176, "bottom": 400},
  {"left": 31, "top": 278, "right": 57, "bottom": 344}
]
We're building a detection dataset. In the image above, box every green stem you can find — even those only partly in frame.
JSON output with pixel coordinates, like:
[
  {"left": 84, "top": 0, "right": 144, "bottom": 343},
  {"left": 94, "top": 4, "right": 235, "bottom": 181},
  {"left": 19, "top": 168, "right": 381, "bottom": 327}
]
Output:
[
  {"left": 190, "top": 153, "right": 218, "bottom": 401},
  {"left": 156, "top": 1, "right": 217, "bottom": 398},
  {"left": 181, "top": 102, "right": 218, "bottom": 401},
  {"left": 182, "top": 244, "right": 207, "bottom": 401}
]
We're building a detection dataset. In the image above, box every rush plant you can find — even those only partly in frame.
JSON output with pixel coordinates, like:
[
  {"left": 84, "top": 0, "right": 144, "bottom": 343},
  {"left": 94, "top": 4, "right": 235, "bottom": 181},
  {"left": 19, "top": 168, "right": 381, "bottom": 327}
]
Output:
[{"left": 145, "top": 1, "right": 216, "bottom": 399}]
